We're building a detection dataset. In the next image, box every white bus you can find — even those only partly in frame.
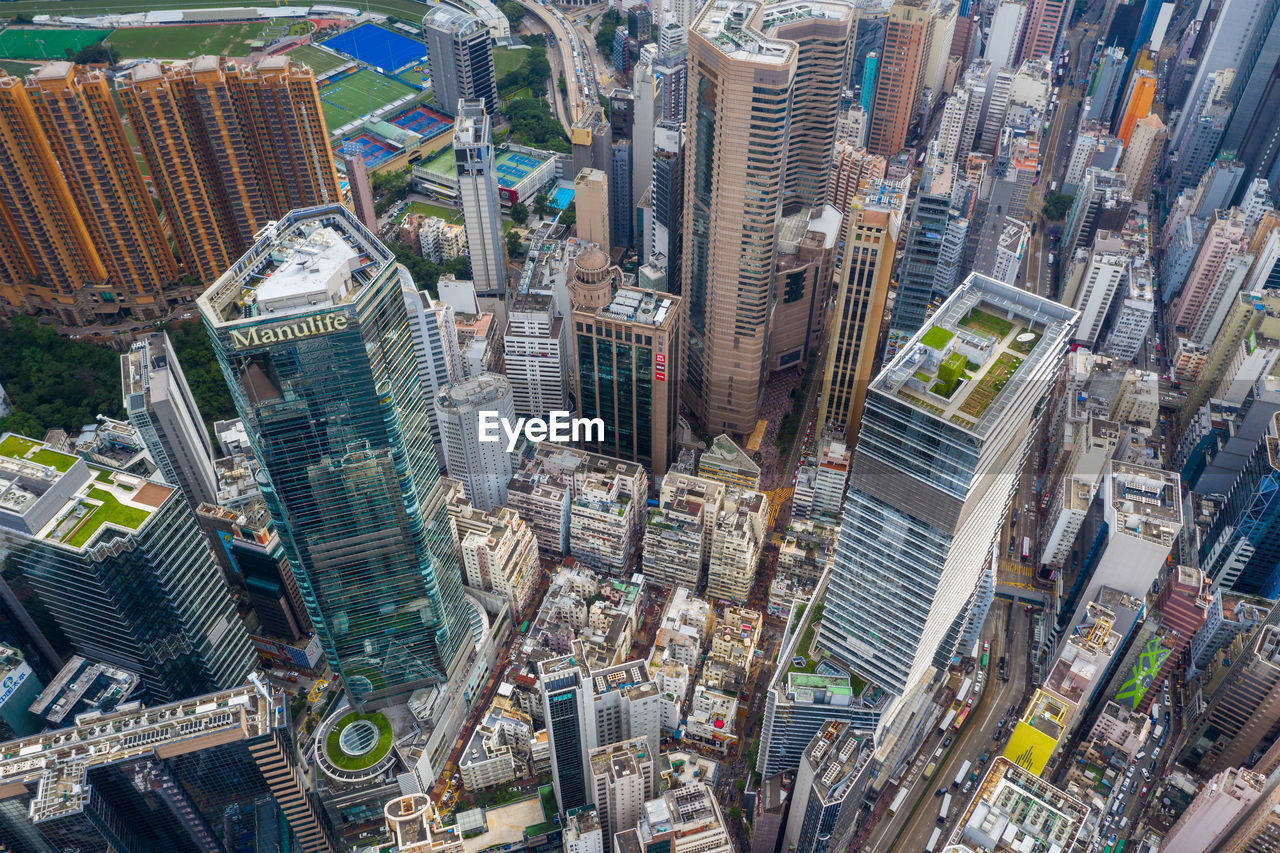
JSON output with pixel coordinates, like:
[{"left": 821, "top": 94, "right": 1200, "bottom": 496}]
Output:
[{"left": 889, "top": 788, "right": 909, "bottom": 817}]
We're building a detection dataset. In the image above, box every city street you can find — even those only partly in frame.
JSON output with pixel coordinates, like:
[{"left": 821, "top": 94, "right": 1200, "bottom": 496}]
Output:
[{"left": 864, "top": 603, "right": 1032, "bottom": 851}]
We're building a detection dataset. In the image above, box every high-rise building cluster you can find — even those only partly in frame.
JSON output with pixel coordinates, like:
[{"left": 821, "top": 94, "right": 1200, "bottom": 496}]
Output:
[
  {"left": 8, "top": 0, "right": 1280, "bottom": 846},
  {"left": 0, "top": 57, "right": 337, "bottom": 325}
]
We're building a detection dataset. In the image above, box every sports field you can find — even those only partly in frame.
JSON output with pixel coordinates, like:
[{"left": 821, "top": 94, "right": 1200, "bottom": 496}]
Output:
[
  {"left": 289, "top": 43, "right": 348, "bottom": 75},
  {"left": 0, "top": 27, "right": 109, "bottom": 60},
  {"left": 319, "top": 67, "right": 416, "bottom": 129},
  {"left": 105, "top": 22, "right": 302, "bottom": 58},
  {"left": 322, "top": 22, "right": 424, "bottom": 71}
]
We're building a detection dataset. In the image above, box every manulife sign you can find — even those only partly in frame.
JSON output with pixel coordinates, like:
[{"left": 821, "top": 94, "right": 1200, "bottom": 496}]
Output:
[{"left": 230, "top": 312, "right": 350, "bottom": 349}]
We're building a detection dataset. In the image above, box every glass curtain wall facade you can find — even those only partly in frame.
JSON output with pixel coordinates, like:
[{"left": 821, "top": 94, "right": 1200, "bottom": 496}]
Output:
[
  {"left": 819, "top": 274, "right": 1077, "bottom": 704},
  {"left": 198, "top": 206, "right": 469, "bottom": 704}
]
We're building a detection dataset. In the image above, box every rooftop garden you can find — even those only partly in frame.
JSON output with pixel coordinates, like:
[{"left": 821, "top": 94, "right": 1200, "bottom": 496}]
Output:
[
  {"left": 62, "top": 488, "right": 150, "bottom": 548},
  {"left": 959, "top": 352, "right": 1023, "bottom": 418},
  {"left": 324, "top": 711, "right": 393, "bottom": 771},
  {"left": 930, "top": 352, "right": 968, "bottom": 398},
  {"left": 0, "top": 435, "right": 78, "bottom": 472},
  {"left": 30, "top": 449, "right": 77, "bottom": 472},
  {"left": 961, "top": 307, "right": 1015, "bottom": 339},
  {"left": 920, "top": 326, "right": 955, "bottom": 350},
  {"left": 1009, "top": 328, "right": 1042, "bottom": 354},
  {"left": 0, "top": 435, "right": 38, "bottom": 459},
  {"left": 786, "top": 599, "right": 825, "bottom": 676}
]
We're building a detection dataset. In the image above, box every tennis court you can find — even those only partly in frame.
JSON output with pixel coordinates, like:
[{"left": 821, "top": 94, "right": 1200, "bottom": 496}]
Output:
[
  {"left": 289, "top": 43, "right": 348, "bottom": 75},
  {"left": 322, "top": 22, "right": 425, "bottom": 71},
  {"left": 319, "top": 67, "right": 416, "bottom": 128},
  {"left": 346, "top": 133, "right": 399, "bottom": 168},
  {"left": 0, "top": 27, "right": 109, "bottom": 60},
  {"left": 494, "top": 150, "right": 543, "bottom": 188},
  {"left": 389, "top": 104, "right": 452, "bottom": 140}
]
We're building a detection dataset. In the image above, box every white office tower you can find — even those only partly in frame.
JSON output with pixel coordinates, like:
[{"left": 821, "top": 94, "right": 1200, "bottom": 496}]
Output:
[
  {"left": 122, "top": 331, "right": 218, "bottom": 509},
  {"left": 819, "top": 273, "right": 1077, "bottom": 771},
  {"left": 988, "top": 218, "right": 1029, "bottom": 286},
  {"left": 403, "top": 279, "right": 465, "bottom": 450},
  {"left": 613, "top": 785, "right": 733, "bottom": 853},
  {"left": 453, "top": 99, "right": 508, "bottom": 297},
  {"left": 589, "top": 737, "right": 656, "bottom": 851},
  {"left": 1069, "top": 242, "right": 1129, "bottom": 349},
  {"left": 783, "top": 721, "right": 875, "bottom": 853},
  {"left": 433, "top": 372, "right": 517, "bottom": 511},
  {"left": 504, "top": 291, "right": 569, "bottom": 416},
  {"left": 564, "top": 808, "right": 605, "bottom": 853},
  {"left": 984, "top": 0, "right": 1026, "bottom": 71}
]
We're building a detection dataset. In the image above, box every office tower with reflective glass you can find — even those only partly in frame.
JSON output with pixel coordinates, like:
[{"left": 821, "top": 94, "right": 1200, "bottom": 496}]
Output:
[
  {"left": 197, "top": 206, "right": 470, "bottom": 704},
  {"left": 0, "top": 434, "right": 255, "bottom": 703},
  {"left": 819, "top": 274, "right": 1076, "bottom": 751}
]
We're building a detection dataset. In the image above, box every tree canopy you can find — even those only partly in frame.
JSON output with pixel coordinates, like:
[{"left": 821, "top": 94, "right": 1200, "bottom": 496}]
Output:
[
  {"left": 504, "top": 98, "right": 570, "bottom": 153},
  {"left": 0, "top": 316, "right": 123, "bottom": 437}
]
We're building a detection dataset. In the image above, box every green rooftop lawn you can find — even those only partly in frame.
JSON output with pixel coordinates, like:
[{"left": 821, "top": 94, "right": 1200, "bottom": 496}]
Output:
[
  {"left": 538, "top": 784, "right": 557, "bottom": 822},
  {"left": 324, "top": 711, "right": 393, "bottom": 771},
  {"left": 787, "top": 599, "right": 826, "bottom": 676},
  {"left": 63, "top": 488, "right": 149, "bottom": 548},
  {"left": 494, "top": 45, "right": 528, "bottom": 80},
  {"left": 920, "top": 326, "right": 955, "bottom": 350},
  {"left": 0, "top": 435, "right": 38, "bottom": 460},
  {"left": 30, "top": 449, "right": 77, "bottom": 472},
  {"left": 960, "top": 307, "right": 1015, "bottom": 339},
  {"left": 1009, "top": 327, "right": 1042, "bottom": 354},
  {"left": 89, "top": 467, "right": 115, "bottom": 484}
]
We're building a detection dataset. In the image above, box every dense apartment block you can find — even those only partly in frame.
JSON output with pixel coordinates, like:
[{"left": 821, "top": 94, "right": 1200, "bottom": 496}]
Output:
[
  {"left": 706, "top": 488, "right": 770, "bottom": 604},
  {"left": 120, "top": 56, "right": 340, "bottom": 285},
  {"left": 642, "top": 472, "right": 725, "bottom": 589},
  {"left": 445, "top": 479, "right": 540, "bottom": 615},
  {"left": 508, "top": 444, "right": 647, "bottom": 570},
  {"left": 0, "top": 64, "right": 182, "bottom": 323}
]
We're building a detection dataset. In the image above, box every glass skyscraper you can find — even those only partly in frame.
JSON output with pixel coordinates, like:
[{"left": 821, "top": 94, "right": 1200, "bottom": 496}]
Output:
[
  {"left": 0, "top": 434, "right": 255, "bottom": 703},
  {"left": 197, "top": 205, "right": 470, "bottom": 704},
  {"left": 820, "top": 274, "right": 1076, "bottom": 715}
]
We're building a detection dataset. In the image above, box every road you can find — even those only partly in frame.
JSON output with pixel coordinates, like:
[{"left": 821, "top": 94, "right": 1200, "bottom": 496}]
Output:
[
  {"left": 1094, "top": 691, "right": 1172, "bottom": 850},
  {"left": 516, "top": 0, "right": 596, "bottom": 125},
  {"left": 1024, "top": 20, "right": 1095, "bottom": 302},
  {"left": 862, "top": 603, "right": 1032, "bottom": 851}
]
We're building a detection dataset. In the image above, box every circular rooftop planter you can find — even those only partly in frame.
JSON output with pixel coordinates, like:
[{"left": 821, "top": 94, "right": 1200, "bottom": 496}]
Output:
[{"left": 315, "top": 710, "right": 396, "bottom": 783}]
